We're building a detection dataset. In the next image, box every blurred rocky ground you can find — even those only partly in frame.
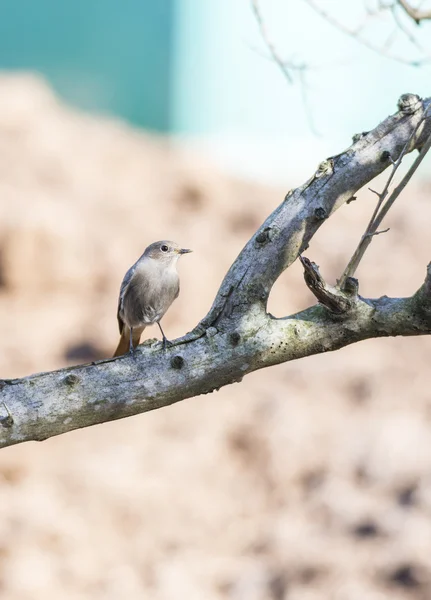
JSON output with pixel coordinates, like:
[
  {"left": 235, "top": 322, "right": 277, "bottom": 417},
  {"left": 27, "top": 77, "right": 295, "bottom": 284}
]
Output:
[{"left": 0, "top": 73, "right": 430, "bottom": 600}]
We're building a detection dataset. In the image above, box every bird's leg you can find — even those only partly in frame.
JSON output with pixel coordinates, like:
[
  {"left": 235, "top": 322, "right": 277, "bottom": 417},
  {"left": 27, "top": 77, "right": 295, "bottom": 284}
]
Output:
[
  {"left": 157, "top": 322, "right": 171, "bottom": 351},
  {"left": 129, "top": 326, "right": 134, "bottom": 354}
]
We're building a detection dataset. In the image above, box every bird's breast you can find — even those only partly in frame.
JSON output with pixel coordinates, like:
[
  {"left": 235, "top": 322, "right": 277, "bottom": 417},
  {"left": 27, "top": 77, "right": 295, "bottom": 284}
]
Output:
[{"left": 124, "top": 261, "right": 180, "bottom": 327}]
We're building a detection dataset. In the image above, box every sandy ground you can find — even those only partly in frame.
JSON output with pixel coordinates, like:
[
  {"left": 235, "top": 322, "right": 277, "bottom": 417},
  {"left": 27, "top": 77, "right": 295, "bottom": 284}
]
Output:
[{"left": 0, "top": 73, "right": 430, "bottom": 600}]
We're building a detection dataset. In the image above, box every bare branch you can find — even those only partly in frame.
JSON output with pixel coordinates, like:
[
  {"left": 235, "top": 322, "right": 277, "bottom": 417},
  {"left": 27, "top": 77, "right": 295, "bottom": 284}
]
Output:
[
  {"left": 305, "top": 0, "right": 431, "bottom": 65},
  {"left": 0, "top": 93, "right": 430, "bottom": 449},
  {"left": 250, "top": 0, "right": 320, "bottom": 135},
  {"left": 364, "top": 227, "right": 390, "bottom": 238},
  {"left": 398, "top": 0, "right": 431, "bottom": 23},
  {"left": 189, "top": 94, "right": 431, "bottom": 332},
  {"left": 391, "top": 3, "right": 426, "bottom": 50},
  {"left": 339, "top": 99, "right": 431, "bottom": 287},
  {"left": 251, "top": 0, "right": 293, "bottom": 83},
  {"left": 0, "top": 268, "right": 430, "bottom": 449}
]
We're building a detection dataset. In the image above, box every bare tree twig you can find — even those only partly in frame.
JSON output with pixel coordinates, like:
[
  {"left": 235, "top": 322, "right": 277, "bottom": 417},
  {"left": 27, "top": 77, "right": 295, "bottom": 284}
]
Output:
[
  {"left": 382, "top": 26, "right": 399, "bottom": 52},
  {"left": 250, "top": 0, "right": 320, "bottom": 135},
  {"left": 305, "top": 0, "right": 431, "bottom": 65},
  {"left": 251, "top": 0, "right": 293, "bottom": 83},
  {"left": 367, "top": 129, "right": 431, "bottom": 221},
  {"left": 364, "top": 227, "right": 391, "bottom": 238},
  {"left": 391, "top": 3, "right": 425, "bottom": 50},
  {"left": 354, "top": 98, "right": 426, "bottom": 240},
  {"left": 398, "top": 0, "right": 431, "bottom": 23},
  {"left": 339, "top": 99, "right": 431, "bottom": 288},
  {"left": 296, "top": 66, "right": 321, "bottom": 137}
]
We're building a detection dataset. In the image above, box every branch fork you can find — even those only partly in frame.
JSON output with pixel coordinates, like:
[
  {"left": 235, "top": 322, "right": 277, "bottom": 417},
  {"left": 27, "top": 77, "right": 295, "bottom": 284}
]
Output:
[{"left": 0, "top": 93, "right": 430, "bottom": 448}]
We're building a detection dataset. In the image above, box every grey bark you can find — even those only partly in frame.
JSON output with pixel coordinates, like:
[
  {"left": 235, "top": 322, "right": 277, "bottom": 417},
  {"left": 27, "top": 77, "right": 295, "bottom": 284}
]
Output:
[{"left": 0, "top": 93, "right": 430, "bottom": 448}]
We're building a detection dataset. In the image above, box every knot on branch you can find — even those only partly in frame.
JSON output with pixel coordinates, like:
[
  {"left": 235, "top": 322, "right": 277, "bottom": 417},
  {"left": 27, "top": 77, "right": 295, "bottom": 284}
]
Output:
[
  {"left": 300, "top": 256, "right": 355, "bottom": 314},
  {"left": 63, "top": 374, "right": 80, "bottom": 387},
  {"left": 315, "top": 159, "right": 334, "bottom": 178},
  {"left": 352, "top": 131, "right": 369, "bottom": 143},
  {"left": 380, "top": 150, "right": 391, "bottom": 163},
  {"left": 397, "top": 93, "right": 422, "bottom": 114},
  {"left": 314, "top": 207, "right": 327, "bottom": 221},
  {"left": 229, "top": 332, "right": 241, "bottom": 347},
  {"left": 170, "top": 355, "right": 184, "bottom": 370},
  {"left": 255, "top": 227, "right": 271, "bottom": 245}
]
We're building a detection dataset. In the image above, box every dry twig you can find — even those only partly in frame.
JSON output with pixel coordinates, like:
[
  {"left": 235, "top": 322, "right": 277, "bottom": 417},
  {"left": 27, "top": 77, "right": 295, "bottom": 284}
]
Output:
[
  {"left": 251, "top": 0, "right": 320, "bottom": 135},
  {"left": 305, "top": 0, "right": 431, "bottom": 65},
  {"left": 339, "top": 97, "right": 431, "bottom": 288},
  {"left": 397, "top": 0, "right": 431, "bottom": 24},
  {"left": 251, "top": 0, "right": 293, "bottom": 83}
]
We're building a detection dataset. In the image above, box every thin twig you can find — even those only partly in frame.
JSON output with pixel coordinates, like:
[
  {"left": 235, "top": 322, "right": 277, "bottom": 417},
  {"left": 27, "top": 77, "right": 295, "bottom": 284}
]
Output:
[
  {"left": 391, "top": 3, "right": 425, "bottom": 50},
  {"left": 251, "top": 0, "right": 320, "bottom": 135},
  {"left": 339, "top": 109, "right": 431, "bottom": 288},
  {"left": 296, "top": 65, "right": 321, "bottom": 137},
  {"left": 305, "top": 0, "right": 431, "bottom": 66},
  {"left": 251, "top": 0, "right": 293, "bottom": 83},
  {"left": 361, "top": 116, "right": 424, "bottom": 245},
  {"left": 367, "top": 130, "right": 431, "bottom": 227},
  {"left": 382, "top": 26, "right": 399, "bottom": 52},
  {"left": 364, "top": 227, "right": 390, "bottom": 238},
  {"left": 398, "top": 0, "right": 431, "bottom": 23}
]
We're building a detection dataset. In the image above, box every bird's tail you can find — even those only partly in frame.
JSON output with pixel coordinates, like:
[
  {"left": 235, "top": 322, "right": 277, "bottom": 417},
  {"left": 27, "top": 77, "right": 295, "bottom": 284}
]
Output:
[{"left": 113, "top": 326, "right": 145, "bottom": 357}]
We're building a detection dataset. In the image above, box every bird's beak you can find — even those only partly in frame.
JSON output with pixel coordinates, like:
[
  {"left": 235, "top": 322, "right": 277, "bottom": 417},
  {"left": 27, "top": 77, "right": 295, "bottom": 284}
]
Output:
[{"left": 179, "top": 248, "right": 192, "bottom": 254}]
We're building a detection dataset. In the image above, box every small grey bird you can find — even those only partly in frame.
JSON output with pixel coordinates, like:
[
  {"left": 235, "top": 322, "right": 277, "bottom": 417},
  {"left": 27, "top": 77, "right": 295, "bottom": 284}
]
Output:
[{"left": 113, "top": 240, "right": 192, "bottom": 357}]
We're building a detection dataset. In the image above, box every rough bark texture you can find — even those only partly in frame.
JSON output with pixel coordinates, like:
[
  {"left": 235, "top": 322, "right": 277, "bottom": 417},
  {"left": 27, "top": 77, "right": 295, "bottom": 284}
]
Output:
[{"left": 0, "top": 94, "right": 430, "bottom": 449}]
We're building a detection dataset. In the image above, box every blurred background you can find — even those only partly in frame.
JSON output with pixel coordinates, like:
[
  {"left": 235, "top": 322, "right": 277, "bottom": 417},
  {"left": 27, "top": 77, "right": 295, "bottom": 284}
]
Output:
[{"left": 0, "top": 1, "right": 430, "bottom": 598}]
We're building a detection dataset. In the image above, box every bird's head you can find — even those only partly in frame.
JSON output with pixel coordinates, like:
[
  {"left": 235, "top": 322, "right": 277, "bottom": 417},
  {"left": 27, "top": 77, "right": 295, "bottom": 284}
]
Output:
[{"left": 144, "top": 240, "right": 192, "bottom": 265}]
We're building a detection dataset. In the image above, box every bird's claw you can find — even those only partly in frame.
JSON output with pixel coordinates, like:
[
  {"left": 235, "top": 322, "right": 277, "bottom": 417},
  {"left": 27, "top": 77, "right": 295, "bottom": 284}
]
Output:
[{"left": 162, "top": 337, "right": 172, "bottom": 351}]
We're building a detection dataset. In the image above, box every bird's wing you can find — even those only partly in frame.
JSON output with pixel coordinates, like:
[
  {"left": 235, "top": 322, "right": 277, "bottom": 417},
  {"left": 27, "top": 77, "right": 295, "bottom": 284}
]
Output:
[{"left": 117, "top": 261, "right": 139, "bottom": 334}]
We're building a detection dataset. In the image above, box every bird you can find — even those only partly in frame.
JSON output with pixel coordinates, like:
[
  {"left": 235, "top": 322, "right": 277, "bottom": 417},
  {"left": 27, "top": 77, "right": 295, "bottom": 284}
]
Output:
[{"left": 113, "top": 240, "right": 192, "bottom": 357}]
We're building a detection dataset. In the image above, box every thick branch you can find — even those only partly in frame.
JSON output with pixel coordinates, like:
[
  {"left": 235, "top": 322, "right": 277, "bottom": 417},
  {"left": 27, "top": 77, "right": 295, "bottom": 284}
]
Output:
[
  {"left": 0, "top": 93, "right": 430, "bottom": 448},
  {"left": 194, "top": 94, "right": 431, "bottom": 328},
  {"left": 0, "top": 268, "right": 430, "bottom": 448}
]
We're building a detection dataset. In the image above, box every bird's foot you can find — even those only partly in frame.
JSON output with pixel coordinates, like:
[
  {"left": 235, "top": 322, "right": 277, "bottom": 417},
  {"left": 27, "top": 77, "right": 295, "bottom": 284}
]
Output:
[{"left": 162, "top": 336, "right": 172, "bottom": 351}]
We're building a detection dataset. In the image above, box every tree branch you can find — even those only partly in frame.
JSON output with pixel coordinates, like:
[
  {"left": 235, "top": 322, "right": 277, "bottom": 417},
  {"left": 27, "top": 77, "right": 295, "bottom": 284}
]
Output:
[
  {"left": 250, "top": 0, "right": 320, "bottom": 135},
  {"left": 0, "top": 93, "right": 430, "bottom": 449},
  {"left": 299, "top": 256, "right": 356, "bottom": 313},
  {"left": 339, "top": 98, "right": 431, "bottom": 287},
  {"left": 251, "top": 0, "right": 293, "bottom": 83},
  {"left": 397, "top": 0, "right": 431, "bottom": 24},
  {"left": 305, "top": 0, "right": 431, "bottom": 65}
]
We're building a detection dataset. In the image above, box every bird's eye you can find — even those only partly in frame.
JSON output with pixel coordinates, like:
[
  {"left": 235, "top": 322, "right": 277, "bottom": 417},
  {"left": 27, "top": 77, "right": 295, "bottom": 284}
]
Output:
[{"left": 161, "top": 244, "right": 169, "bottom": 252}]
